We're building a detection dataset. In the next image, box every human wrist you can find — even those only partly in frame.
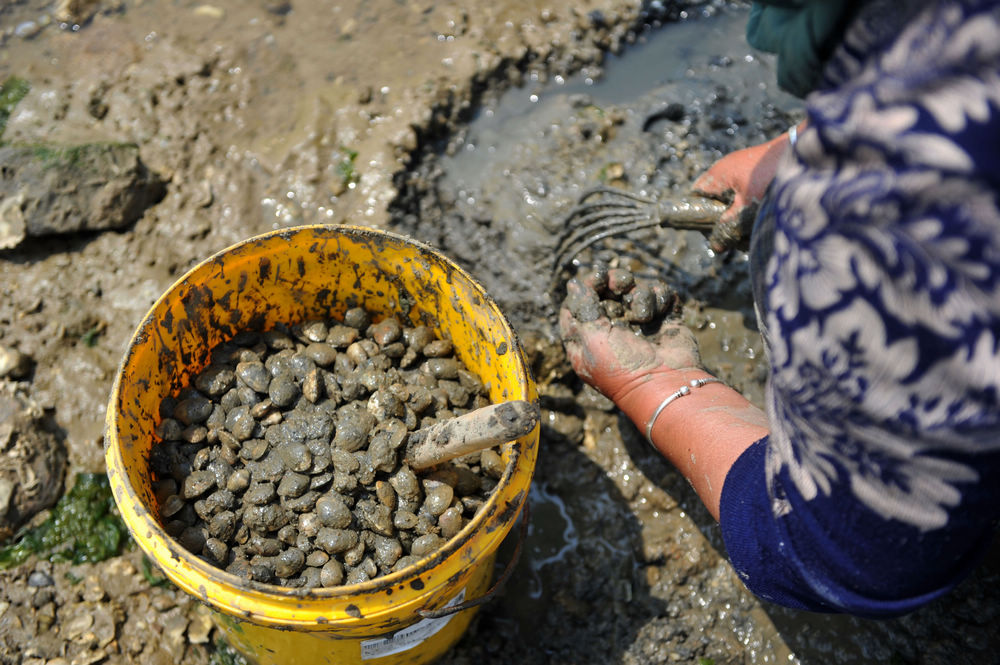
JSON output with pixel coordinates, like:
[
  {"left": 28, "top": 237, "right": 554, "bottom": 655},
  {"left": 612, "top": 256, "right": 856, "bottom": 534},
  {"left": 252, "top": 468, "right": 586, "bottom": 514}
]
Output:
[
  {"left": 644, "top": 376, "right": 726, "bottom": 441},
  {"left": 614, "top": 367, "right": 717, "bottom": 435}
]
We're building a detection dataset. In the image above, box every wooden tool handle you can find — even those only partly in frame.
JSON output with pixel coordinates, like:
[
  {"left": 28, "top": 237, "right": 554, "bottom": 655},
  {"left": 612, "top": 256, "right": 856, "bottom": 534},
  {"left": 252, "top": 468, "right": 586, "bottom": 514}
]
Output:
[{"left": 404, "top": 400, "right": 539, "bottom": 470}]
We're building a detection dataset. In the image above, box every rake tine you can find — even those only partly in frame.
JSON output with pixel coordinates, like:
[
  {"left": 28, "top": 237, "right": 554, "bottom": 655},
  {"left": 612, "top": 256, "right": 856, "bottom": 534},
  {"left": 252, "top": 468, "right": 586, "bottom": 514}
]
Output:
[
  {"left": 554, "top": 205, "right": 647, "bottom": 250},
  {"left": 552, "top": 210, "right": 647, "bottom": 272},
  {"left": 554, "top": 186, "right": 659, "bottom": 252},
  {"left": 561, "top": 199, "right": 641, "bottom": 227},
  {"left": 553, "top": 196, "right": 727, "bottom": 271},
  {"left": 557, "top": 186, "right": 658, "bottom": 232},
  {"left": 548, "top": 215, "right": 667, "bottom": 298},
  {"left": 555, "top": 216, "right": 660, "bottom": 271},
  {"left": 556, "top": 199, "right": 642, "bottom": 244},
  {"left": 576, "top": 185, "right": 658, "bottom": 205}
]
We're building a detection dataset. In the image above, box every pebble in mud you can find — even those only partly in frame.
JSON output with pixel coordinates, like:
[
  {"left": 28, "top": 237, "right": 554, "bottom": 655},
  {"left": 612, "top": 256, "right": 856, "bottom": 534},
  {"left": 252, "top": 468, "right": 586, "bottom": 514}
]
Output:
[{"left": 150, "top": 312, "right": 502, "bottom": 589}]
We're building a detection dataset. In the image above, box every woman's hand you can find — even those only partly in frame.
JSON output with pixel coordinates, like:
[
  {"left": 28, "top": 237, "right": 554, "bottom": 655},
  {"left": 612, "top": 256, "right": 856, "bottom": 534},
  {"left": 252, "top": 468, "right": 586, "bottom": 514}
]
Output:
[
  {"left": 693, "top": 124, "right": 801, "bottom": 252},
  {"left": 558, "top": 277, "right": 701, "bottom": 406},
  {"left": 559, "top": 274, "right": 769, "bottom": 520}
]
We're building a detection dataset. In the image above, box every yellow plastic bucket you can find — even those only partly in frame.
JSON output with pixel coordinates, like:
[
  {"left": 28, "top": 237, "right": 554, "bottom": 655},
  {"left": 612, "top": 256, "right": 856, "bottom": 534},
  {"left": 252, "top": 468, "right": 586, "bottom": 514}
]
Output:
[{"left": 104, "top": 225, "right": 539, "bottom": 665}]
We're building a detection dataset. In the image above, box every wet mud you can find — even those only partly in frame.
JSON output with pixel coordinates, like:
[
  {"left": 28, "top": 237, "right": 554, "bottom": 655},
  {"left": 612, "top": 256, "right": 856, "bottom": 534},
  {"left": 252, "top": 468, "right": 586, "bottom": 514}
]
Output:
[{"left": 0, "top": 0, "right": 998, "bottom": 664}]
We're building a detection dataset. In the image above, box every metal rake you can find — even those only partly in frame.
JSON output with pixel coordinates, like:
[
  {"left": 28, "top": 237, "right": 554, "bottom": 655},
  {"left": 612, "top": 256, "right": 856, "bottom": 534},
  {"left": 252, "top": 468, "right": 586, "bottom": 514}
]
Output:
[{"left": 549, "top": 186, "right": 727, "bottom": 297}]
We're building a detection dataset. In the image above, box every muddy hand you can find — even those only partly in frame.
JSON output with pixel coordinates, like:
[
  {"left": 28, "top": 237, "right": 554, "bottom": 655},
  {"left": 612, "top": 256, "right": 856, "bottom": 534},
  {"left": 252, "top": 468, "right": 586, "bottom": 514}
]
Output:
[
  {"left": 691, "top": 128, "right": 795, "bottom": 253},
  {"left": 559, "top": 277, "right": 701, "bottom": 405}
]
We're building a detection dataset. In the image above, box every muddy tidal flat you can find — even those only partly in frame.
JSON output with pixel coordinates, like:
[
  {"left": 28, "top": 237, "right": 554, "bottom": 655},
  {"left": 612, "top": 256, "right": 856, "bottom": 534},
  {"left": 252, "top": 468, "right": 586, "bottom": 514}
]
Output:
[{"left": 0, "top": 1, "right": 998, "bottom": 664}]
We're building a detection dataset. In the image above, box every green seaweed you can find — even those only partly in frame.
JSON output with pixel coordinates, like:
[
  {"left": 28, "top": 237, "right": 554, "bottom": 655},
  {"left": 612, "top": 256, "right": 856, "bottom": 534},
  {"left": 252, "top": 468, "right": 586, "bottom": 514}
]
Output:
[
  {"left": 0, "top": 76, "right": 30, "bottom": 140},
  {"left": 209, "top": 639, "right": 251, "bottom": 665},
  {"left": 141, "top": 554, "right": 170, "bottom": 587},
  {"left": 81, "top": 325, "right": 101, "bottom": 347},
  {"left": 31, "top": 144, "right": 90, "bottom": 168},
  {"left": 27, "top": 142, "right": 133, "bottom": 172},
  {"left": 0, "top": 472, "right": 131, "bottom": 569},
  {"left": 336, "top": 147, "right": 359, "bottom": 187}
]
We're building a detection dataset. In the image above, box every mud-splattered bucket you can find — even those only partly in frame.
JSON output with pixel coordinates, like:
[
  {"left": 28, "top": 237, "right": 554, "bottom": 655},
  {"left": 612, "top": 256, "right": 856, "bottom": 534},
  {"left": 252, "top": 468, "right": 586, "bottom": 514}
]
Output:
[{"left": 104, "top": 225, "right": 538, "bottom": 664}]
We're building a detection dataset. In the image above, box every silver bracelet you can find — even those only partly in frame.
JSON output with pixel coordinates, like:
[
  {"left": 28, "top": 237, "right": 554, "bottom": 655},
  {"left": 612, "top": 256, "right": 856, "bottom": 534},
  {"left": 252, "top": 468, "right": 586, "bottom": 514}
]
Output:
[{"left": 645, "top": 377, "right": 725, "bottom": 442}]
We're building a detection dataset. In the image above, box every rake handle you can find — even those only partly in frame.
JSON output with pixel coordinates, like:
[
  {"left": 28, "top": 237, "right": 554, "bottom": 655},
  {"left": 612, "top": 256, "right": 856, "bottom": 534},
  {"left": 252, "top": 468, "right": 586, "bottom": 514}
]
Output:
[{"left": 653, "top": 196, "right": 729, "bottom": 231}]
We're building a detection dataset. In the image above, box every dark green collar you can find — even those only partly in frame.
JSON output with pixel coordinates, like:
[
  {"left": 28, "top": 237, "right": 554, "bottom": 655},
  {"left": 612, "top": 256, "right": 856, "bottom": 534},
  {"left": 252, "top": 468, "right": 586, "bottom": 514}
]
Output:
[{"left": 747, "top": 1, "right": 861, "bottom": 97}]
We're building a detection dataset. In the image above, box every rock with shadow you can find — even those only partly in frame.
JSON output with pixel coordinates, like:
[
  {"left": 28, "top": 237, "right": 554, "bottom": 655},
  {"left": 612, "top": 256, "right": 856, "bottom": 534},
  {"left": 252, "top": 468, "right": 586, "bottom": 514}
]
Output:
[{"left": 0, "top": 142, "right": 166, "bottom": 250}]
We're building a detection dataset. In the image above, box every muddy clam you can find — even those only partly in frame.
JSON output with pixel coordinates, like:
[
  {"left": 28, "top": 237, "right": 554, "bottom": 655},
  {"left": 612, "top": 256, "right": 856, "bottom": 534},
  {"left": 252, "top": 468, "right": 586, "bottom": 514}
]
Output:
[
  {"left": 571, "top": 261, "right": 681, "bottom": 334},
  {"left": 150, "top": 311, "right": 505, "bottom": 589}
]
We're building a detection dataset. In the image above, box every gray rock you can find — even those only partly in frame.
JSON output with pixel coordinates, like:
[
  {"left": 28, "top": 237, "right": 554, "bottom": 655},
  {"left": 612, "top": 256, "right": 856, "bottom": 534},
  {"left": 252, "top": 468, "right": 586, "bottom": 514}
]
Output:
[
  {"left": 0, "top": 143, "right": 165, "bottom": 249},
  {"left": 0, "top": 393, "right": 66, "bottom": 540},
  {"left": 27, "top": 570, "right": 54, "bottom": 587},
  {"left": 0, "top": 345, "right": 32, "bottom": 380}
]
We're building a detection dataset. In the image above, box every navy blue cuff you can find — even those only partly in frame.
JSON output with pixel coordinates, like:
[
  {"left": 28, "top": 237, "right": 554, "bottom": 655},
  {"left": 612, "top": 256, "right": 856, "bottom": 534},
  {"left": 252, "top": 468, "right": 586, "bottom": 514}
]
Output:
[
  {"left": 719, "top": 438, "right": 992, "bottom": 617},
  {"left": 720, "top": 437, "right": 841, "bottom": 613}
]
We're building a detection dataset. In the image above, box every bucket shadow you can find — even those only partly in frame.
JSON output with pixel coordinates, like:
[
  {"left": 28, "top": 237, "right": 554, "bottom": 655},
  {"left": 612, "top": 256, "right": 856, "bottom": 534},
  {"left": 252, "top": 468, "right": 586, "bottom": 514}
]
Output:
[
  {"left": 437, "top": 386, "right": 796, "bottom": 664},
  {"left": 437, "top": 416, "right": 666, "bottom": 665}
]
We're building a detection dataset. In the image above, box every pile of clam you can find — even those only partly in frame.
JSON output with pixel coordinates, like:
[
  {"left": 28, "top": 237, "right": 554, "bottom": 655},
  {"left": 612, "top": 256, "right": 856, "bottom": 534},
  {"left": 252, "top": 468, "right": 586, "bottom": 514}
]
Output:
[
  {"left": 149, "top": 308, "right": 504, "bottom": 588},
  {"left": 574, "top": 261, "right": 680, "bottom": 334}
]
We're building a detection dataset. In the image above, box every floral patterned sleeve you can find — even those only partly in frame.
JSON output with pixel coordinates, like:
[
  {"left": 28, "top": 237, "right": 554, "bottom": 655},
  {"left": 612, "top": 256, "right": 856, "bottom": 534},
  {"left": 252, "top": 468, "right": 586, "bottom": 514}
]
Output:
[{"left": 719, "top": 0, "right": 1000, "bottom": 616}]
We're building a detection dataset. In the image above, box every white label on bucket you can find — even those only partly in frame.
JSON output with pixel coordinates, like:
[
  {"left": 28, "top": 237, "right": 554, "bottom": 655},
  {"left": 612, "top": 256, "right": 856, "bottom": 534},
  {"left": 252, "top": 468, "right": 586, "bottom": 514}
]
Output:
[{"left": 360, "top": 588, "right": 467, "bottom": 660}]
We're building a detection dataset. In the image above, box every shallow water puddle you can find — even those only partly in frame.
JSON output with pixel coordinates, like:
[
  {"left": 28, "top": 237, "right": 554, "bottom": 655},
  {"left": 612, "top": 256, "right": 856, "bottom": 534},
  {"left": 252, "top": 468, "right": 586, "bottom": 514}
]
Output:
[
  {"left": 523, "top": 482, "right": 579, "bottom": 600},
  {"left": 442, "top": 6, "right": 793, "bottom": 177}
]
